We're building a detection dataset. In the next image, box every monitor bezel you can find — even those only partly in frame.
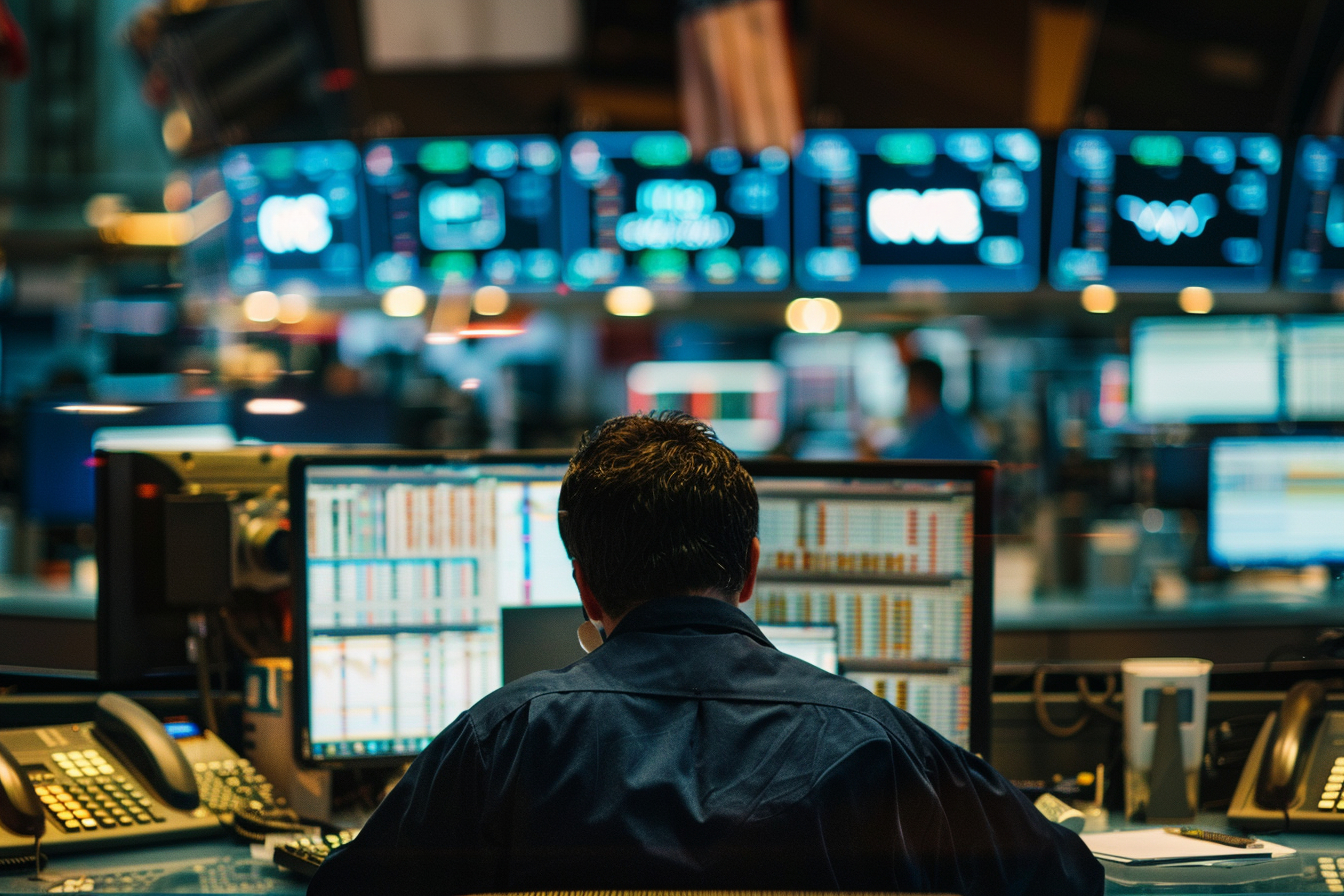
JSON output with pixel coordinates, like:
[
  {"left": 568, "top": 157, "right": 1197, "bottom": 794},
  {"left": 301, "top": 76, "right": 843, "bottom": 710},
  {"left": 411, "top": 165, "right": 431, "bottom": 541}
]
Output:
[{"left": 289, "top": 453, "right": 996, "bottom": 767}]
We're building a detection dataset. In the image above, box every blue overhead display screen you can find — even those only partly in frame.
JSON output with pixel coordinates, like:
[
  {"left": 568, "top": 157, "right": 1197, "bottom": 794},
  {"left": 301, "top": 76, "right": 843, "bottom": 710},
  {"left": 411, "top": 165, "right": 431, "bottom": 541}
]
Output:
[
  {"left": 363, "top": 136, "right": 563, "bottom": 292},
  {"left": 559, "top": 132, "right": 791, "bottom": 291},
  {"left": 1281, "top": 136, "right": 1344, "bottom": 292},
  {"left": 1050, "top": 130, "right": 1280, "bottom": 291},
  {"left": 792, "top": 129, "right": 1041, "bottom": 292},
  {"left": 222, "top": 141, "right": 365, "bottom": 293}
]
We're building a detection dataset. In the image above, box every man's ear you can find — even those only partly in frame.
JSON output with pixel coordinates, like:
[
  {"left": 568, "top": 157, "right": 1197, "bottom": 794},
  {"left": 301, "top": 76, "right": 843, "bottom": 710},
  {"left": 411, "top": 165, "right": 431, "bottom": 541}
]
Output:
[
  {"left": 573, "top": 561, "right": 610, "bottom": 629},
  {"left": 737, "top": 537, "right": 761, "bottom": 604}
]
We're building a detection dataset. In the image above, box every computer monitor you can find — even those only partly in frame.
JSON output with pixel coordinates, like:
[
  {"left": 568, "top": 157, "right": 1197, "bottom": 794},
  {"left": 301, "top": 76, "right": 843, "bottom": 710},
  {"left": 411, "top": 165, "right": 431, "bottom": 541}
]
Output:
[
  {"left": 793, "top": 128, "right": 1042, "bottom": 293},
  {"left": 558, "top": 132, "right": 791, "bottom": 291},
  {"left": 1281, "top": 136, "right": 1344, "bottom": 292},
  {"left": 1284, "top": 316, "right": 1344, "bottom": 420},
  {"left": 1208, "top": 437, "right": 1344, "bottom": 567},
  {"left": 290, "top": 452, "right": 577, "bottom": 764},
  {"left": 362, "top": 135, "right": 564, "bottom": 293},
  {"left": 743, "top": 460, "right": 994, "bottom": 756},
  {"left": 757, "top": 623, "right": 840, "bottom": 674},
  {"left": 1050, "top": 130, "right": 1280, "bottom": 291},
  {"left": 1129, "top": 316, "right": 1280, "bottom": 423}
]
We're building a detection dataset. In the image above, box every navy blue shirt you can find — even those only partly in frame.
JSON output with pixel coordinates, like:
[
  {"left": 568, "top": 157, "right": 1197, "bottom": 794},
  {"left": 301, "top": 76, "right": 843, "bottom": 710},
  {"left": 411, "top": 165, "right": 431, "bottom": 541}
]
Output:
[
  {"left": 885, "top": 406, "right": 989, "bottom": 462},
  {"left": 308, "top": 597, "right": 1102, "bottom": 896}
]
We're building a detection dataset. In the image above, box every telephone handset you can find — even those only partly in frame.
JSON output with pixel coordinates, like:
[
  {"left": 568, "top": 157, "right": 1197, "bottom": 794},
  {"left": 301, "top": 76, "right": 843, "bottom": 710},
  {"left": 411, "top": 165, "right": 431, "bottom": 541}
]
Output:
[
  {"left": 1229, "top": 679, "right": 1344, "bottom": 831},
  {"left": 0, "top": 693, "right": 221, "bottom": 862}
]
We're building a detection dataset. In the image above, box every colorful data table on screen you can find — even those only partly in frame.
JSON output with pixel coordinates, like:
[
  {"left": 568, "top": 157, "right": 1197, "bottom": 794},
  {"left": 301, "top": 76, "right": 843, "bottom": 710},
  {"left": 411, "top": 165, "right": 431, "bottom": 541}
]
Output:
[
  {"left": 1280, "top": 136, "right": 1344, "bottom": 291},
  {"left": 559, "top": 132, "right": 791, "bottom": 291},
  {"left": 792, "top": 129, "right": 1042, "bottom": 293},
  {"left": 626, "top": 361, "right": 783, "bottom": 455},
  {"left": 1050, "top": 130, "right": 1280, "bottom": 291},
  {"left": 362, "top": 136, "right": 563, "bottom": 292},
  {"left": 221, "top": 141, "right": 365, "bottom": 293}
]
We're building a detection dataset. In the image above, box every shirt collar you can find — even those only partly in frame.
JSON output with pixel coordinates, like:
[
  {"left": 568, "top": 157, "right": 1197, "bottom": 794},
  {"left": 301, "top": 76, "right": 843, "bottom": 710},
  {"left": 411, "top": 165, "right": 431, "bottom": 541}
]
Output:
[{"left": 607, "top": 595, "right": 772, "bottom": 648}]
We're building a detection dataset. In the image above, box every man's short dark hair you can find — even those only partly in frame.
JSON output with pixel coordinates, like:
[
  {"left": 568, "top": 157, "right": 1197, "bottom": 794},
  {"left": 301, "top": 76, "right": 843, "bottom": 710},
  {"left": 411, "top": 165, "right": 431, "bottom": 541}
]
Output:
[
  {"left": 557, "top": 412, "right": 759, "bottom": 620},
  {"left": 906, "top": 357, "right": 944, "bottom": 397}
]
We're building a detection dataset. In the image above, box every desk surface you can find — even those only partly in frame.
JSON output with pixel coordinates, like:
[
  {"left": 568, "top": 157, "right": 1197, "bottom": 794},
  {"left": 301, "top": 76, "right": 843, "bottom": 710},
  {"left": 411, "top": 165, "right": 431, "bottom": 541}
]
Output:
[{"left": 2, "top": 829, "right": 1344, "bottom": 895}]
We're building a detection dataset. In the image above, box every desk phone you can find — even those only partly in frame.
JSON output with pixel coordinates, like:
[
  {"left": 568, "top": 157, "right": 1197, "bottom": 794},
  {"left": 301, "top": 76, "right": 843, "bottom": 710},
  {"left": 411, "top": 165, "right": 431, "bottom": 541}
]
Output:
[
  {"left": 0, "top": 693, "right": 292, "bottom": 865},
  {"left": 1230, "top": 679, "right": 1344, "bottom": 832}
]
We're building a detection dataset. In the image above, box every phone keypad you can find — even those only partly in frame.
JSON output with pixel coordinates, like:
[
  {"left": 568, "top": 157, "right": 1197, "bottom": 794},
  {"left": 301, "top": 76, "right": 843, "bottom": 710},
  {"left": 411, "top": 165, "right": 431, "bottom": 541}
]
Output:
[
  {"left": 1319, "top": 758, "right": 1344, "bottom": 811},
  {"left": 29, "top": 757, "right": 167, "bottom": 834},
  {"left": 1320, "top": 857, "right": 1344, "bottom": 892}
]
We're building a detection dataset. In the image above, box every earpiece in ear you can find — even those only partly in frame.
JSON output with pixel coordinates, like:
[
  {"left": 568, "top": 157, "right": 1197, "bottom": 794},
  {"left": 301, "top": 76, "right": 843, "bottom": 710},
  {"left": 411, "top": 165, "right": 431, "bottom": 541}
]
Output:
[{"left": 577, "top": 619, "right": 604, "bottom": 654}]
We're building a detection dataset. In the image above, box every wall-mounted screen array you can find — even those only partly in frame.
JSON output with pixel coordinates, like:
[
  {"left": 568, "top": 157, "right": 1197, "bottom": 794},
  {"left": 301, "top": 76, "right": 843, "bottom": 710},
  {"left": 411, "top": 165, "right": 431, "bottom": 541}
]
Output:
[
  {"left": 1131, "top": 315, "right": 1344, "bottom": 423},
  {"left": 559, "top": 132, "right": 791, "bottom": 291},
  {"left": 220, "top": 130, "right": 1344, "bottom": 295},
  {"left": 1209, "top": 437, "right": 1344, "bottom": 567},
  {"left": 794, "top": 129, "right": 1042, "bottom": 292},
  {"left": 1051, "top": 130, "right": 1281, "bottom": 292}
]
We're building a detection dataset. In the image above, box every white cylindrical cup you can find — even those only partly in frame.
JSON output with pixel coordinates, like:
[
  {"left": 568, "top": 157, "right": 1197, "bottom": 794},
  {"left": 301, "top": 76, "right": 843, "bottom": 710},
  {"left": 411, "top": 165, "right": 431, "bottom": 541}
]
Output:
[{"left": 1121, "top": 657, "right": 1213, "bottom": 821}]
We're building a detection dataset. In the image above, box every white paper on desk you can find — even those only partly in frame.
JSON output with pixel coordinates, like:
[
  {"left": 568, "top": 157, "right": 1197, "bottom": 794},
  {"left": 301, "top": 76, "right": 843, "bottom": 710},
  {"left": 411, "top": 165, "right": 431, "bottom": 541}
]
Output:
[{"left": 1080, "top": 828, "right": 1296, "bottom": 865}]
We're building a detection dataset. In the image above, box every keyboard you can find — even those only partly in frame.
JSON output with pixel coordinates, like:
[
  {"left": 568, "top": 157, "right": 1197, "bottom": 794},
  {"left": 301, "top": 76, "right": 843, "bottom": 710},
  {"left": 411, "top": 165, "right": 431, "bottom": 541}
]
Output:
[{"left": 272, "top": 831, "right": 355, "bottom": 877}]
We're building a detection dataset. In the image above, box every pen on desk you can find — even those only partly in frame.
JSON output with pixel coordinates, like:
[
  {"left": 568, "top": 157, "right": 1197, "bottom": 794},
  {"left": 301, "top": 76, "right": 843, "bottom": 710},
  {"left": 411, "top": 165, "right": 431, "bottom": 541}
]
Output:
[{"left": 1164, "top": 827, "right": 1263, "bottom": 848}]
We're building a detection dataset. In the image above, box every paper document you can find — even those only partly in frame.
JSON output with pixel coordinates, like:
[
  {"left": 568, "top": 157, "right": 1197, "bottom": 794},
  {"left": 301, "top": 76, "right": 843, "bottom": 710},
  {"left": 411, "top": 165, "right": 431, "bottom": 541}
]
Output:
[{"left": 1081, "top": 828, "right": 1296, "bottom": 865}]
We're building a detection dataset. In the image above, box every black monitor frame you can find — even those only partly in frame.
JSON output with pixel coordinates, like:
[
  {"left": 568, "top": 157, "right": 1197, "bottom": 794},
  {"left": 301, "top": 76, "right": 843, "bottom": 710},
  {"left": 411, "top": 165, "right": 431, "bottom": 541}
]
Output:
[{"left": 288, "top": 453, "right": 995, "bottom": 767}]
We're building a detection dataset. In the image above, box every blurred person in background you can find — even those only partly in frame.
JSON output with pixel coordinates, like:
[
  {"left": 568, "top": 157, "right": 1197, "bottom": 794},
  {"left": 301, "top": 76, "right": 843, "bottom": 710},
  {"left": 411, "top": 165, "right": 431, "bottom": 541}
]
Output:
[{"left": 884, "top": 357, "right": 989, "bottom": 462}]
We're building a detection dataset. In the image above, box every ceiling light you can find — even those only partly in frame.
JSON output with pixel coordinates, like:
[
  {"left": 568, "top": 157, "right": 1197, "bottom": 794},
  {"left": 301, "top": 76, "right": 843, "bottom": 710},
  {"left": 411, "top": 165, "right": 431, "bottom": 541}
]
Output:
[
  {"left": 242, "top": 291, "right": 280, "bottom": 323},
  {"left": 1080, "top": 284, "right": 1116, "bottom": 313},
  {"left": 244, "top": 398, "right": 306, "bottom": 415},
  {"left": 785, "top": 297, "right": 842, "bottom": 334},
  {"left": 1178, "top": 286, "right": 1214, "bottom": 314},
  {"left": 604, "top": 286, "right": 654, "bottom": 317},
  {"left": 472, "top": 285, "right": 509, "bottom": 316},
  {"left": 382, "top": 285, "right": 427, "bottom": 318}
]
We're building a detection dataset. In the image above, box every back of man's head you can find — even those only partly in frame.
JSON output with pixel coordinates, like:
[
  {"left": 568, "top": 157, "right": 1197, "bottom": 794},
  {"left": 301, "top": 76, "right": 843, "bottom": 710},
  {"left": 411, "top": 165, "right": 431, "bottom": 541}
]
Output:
[{"left": 557, "top": 412, "right": 759, "bottom": 620}]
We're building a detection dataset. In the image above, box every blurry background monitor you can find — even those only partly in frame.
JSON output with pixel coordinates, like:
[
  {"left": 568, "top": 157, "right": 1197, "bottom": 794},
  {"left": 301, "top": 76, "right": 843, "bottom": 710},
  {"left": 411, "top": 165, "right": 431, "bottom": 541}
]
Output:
[
  {"left": 1281, "top": 137, "right": 1344, "bottom": 291},
  {"left": 1050, "top": 130, "right": 1279, "bottom": 291},
  {"left": 1284, "top": 316, "right": 1344, "bottom": 420},
  {"left": 626, "top": 361, "right": 784, "bottom": 456},
  {"left": 1130, "top": 316, "right": 1280, "bottom": 422},
  {"left": 758, "top": 623, "right": 839, "bottom": 674},
  {"left": 291, "top": 454, "right": 576, "bottom": 765},
  {"left": 1209, "top": 437, "right": 1344, "bottom": 567},
  {"left": 793, "top": 128, "right": 1042, "bottom": 293}
]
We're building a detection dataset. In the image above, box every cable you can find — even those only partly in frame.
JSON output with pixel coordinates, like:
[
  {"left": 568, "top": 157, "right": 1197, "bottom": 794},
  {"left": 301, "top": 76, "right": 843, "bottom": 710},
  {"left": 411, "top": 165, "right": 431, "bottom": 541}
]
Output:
[{"left": 1032, "top": 667, "right": 1122, "bottom": 738}]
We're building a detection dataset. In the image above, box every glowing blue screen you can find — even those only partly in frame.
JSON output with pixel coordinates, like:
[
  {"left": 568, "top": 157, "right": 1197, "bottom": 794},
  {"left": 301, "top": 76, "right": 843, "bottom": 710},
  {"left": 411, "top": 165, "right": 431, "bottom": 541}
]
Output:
[
  {"left": 1050, "top": 130, "right": 1280, "bottom": 291},
  {"left": 363, "top": 136, "right": 563, "bottom": 292},
  {"left": 222, "top": 141, "right": 366, "bottom": 293},
  {"left": 792, "top": 129, "right": 1041, "bottom": 292},
  {"left": 1280, "top": 136, "right": 1344, "bottom": 292},
  {"left": 559, "top": 132, "right": 791, "bottom": 291}
]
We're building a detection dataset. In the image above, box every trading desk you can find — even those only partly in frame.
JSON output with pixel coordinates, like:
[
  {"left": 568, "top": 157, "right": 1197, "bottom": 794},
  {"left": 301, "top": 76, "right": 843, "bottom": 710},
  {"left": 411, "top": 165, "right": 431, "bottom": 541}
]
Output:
[{"left": 2, "top": 822, "right": 1343, "bottom": 894}]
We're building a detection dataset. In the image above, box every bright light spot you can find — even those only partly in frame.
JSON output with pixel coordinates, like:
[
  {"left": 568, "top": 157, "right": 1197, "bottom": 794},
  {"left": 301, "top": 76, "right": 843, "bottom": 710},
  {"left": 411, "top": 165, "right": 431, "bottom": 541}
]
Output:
[
  {"left": 1142, "top": 507, "right": 1165, "bottom": 533},
  {"left": 55, "top": 404, "right": 143, "bottom": 415},
  {"left": 1116, "top": 194, "right": 1218, "bottom": 245},
  {"left": 460, "top": 378, "right": 481, "bottom": 391},
  {"left": 1080, "top": 284, "right": 1117, "bottom": 313},
  {"left": 163, "top": 174, "right": 193, "bottom": 212},
  {"left": 84, "top": 194, "right": 128, "bottom": 229},
  {"left": 257, "top": 194, "right": 333, "bottom": 254},
  {"left": 604, "top": 286, "right": 655, "bottom": 317},
  {"left": 162, "top": 108, "right": 193, "bottom": 154},
  {"left": 785, "top": 297, "right": 842, "bottom": 334},
  {"left": 242, "top": 290, "right": 280, "bottom": 323},
  {"left": 868, "top": 188, "right": 982, "bottom": 245},
  {"left": 244, "top": 398, "right": 306, "bottom": 415},
  {"left": 382, "top": 285, "right": 427, "bottom": 318},
  {"left": 277, "top": 293, "right": 310, "bottom": 325},
  {"left": 425, "top": 331, "right": 461, "bottom": 345},
  {"left": 1179, "top": 286, "right": 1214, "bottom": 314},
  {"left": 473, "top": 285, "right": 509, "bottom": 316}
]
